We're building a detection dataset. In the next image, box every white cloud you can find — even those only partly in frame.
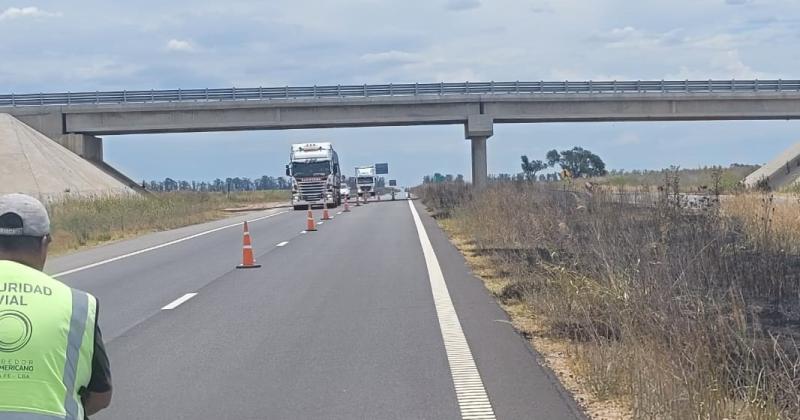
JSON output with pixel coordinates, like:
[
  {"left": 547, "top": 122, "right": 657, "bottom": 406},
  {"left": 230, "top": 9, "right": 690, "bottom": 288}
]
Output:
[
  {"left": 593, "top": 26, "right": 686, "bottom": 49},
  {"left": 445, "top": 0, "right": 480, "bottom": 11},
  {"left": 360, "top": 50, "right": 421, "bottom": 64},
  {"left": 666, "top": 49, "right": 774, "bottom": 80},
  {"left": 165, "top": 39, "right": 194, "bottom": 52},
  {"left": 0, "top": 6, "right": 60, "bottom": 21},
  {"left": 72, "top": 59, "right": 142, "bottom": 81}
]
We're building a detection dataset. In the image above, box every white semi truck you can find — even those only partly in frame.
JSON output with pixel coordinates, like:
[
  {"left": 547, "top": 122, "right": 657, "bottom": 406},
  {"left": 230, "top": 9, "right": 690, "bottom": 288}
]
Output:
[
  {"left": 286, "top": 143, "right": 342, "bottom": 210},
  {"left": 355, "top": 165, "right": 377, "bottom": 198}
]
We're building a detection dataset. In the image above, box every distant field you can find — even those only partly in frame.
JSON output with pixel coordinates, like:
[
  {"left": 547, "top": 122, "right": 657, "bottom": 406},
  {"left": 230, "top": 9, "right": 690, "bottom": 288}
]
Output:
[
  {"left": 594, "top": 165, "right": 759, "bottom": 193},
  {"left": 416, "top": 181, "right": 800, "bottom": 419},
  {"left": 47, "top": 190, "right": 289, "bottom": 255}
]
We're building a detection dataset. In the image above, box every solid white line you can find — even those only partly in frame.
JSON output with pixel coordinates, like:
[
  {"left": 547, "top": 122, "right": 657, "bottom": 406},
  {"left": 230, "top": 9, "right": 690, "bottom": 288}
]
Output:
[
  {"left": 161, "top": 293, "right": 197, "bottom": 310},
  {"left": 407, "top": 200, "right": 496, "bottom": 420},
  {"left": 276, "top": 241, "right": 289, "bottom": 247},
  {"left": 53, "top": 211, "right": 289, "bottom": 278}
]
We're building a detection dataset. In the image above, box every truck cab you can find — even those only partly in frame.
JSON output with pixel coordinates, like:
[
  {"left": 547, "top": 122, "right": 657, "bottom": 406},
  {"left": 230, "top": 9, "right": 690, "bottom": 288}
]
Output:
[
  {"left": 355, "top": 165, "right": 377, "bottom": 198},
  {"left": 287, "top": 143, "right": 341, "bottom": 210}
]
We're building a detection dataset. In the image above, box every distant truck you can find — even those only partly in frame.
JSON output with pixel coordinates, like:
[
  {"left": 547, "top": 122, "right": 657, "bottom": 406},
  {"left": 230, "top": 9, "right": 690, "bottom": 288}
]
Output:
[
  {"left": 286, "top": 143, "right": 341, "bottom": 210},
  {"left": 355, "top": 165, "right": 377, "bottom": 198}
]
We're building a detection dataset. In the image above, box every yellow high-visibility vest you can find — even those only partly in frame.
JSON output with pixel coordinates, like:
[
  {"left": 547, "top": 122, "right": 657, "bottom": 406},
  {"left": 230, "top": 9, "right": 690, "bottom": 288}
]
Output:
[{"left": 0, "top": 260, "right": 97, "bottom": 419}]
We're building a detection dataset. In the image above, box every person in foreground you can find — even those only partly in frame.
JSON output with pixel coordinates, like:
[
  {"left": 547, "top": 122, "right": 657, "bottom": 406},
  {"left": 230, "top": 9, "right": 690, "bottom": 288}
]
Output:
[{"left": 0, "top": 193, "right": 112, "bottom": 419}]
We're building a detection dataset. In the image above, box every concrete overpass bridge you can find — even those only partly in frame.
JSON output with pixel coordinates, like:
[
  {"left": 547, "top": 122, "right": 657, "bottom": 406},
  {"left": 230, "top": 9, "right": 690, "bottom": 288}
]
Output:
[{"left": 3, "top": 79, "right": 800, "bottom": 187}]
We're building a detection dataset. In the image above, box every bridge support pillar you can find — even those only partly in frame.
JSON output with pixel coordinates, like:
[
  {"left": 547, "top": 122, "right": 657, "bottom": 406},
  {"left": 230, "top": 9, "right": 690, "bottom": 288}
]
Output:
[
  {"left": 57, "top": 134, "right": 103, "bottom": 162},
  {"left": 465, "top": 115, "right": 493, "bottom": 189},
  {"left": 470, "top": 136, "right": 488, "bottom": 189}
]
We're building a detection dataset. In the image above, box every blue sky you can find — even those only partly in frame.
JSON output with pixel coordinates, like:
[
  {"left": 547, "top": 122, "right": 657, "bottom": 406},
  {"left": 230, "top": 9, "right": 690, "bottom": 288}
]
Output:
[{"left": 2, "top": 0, "right": 800, "bottom": 186}]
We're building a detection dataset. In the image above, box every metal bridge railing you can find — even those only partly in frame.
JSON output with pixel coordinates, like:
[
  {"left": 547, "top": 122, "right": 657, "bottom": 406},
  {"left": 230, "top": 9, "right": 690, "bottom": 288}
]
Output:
[{"left": 1, "top": 80, "right": 799, "bottom": 107}]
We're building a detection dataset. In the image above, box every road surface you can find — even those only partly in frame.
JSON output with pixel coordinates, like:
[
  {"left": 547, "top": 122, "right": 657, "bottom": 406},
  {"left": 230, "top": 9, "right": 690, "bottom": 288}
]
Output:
[{"left": 46, "top": 198, "right": 584, "bottom": 420}]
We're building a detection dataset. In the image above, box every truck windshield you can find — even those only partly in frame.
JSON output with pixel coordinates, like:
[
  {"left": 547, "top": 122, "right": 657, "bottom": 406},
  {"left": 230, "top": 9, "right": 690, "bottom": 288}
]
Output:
[
  {"left": 357, "top": 177, "right": 374, "bottom": 184},
  {"left": 292, "top": 161, "right": 331, "bottom": 177}
]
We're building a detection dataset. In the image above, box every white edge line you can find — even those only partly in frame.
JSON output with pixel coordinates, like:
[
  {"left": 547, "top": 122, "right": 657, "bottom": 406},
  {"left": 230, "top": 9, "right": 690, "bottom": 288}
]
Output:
[
  {"left": 161, "top": 293, "right": 198, "bottom": 310},
  {"left": 53, "top": 211, "right": 289, "bottom": 278},
  {"left": 407, "top": 200, "right": 496, "bottom": 420},
  {"left": 276, "top": 241, "right": 289, "bottom": 247}
]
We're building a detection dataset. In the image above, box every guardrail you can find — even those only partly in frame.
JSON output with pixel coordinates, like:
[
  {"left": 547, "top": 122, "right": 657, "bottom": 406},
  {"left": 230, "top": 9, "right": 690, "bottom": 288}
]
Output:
[{"left": 2, "top": 80, "right": 799, "bottom": 107}]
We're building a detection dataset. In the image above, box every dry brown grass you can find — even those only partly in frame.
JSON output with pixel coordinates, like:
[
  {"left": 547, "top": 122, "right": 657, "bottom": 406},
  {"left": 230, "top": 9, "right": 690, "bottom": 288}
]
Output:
[
  {"left": 723, "top": 194, "right": 800, "bottom": 253},
  {"left": 416, "top": 181, "right": 800, "bottom": 420},
  {"left": 48, "top": 190, "right": 289, "bottom": 255}
]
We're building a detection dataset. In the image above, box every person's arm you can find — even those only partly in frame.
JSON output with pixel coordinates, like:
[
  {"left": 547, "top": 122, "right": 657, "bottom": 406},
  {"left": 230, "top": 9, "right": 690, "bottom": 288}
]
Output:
[
  {"left": 83, "top": 390, "right": 112, "bottom": 416},
  {"left": 83, "top": 305, "right": 113, "bottom": 416}
]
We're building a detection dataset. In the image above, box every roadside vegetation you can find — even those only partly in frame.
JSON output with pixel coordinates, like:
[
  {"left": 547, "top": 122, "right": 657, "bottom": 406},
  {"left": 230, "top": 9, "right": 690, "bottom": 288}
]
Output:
[
  {"left": 47, "top": 190, "right": 289, "bottom": 255},
  {"left": 598, "top": 164, "right": 759, "bottom": 192},
  {"left": 416, "top": 178, "right": 800, "bottom": 419},
  {"left": 486, "top": 146, "right": 758, "bottom": 194}
]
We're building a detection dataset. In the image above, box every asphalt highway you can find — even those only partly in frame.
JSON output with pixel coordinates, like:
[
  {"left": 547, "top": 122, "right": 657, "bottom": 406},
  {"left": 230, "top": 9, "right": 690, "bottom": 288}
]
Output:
[{"left": 45, "top": 198, "right": 584, "bottom": 420}]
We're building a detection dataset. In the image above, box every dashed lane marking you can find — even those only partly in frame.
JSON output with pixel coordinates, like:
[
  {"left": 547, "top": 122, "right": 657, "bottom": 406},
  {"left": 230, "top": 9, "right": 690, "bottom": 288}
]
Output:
[
  {"left": 276, "top": 241, "right": 289, "bottom": 247},
  {"left": 53, "top": 211, "right": 289, "bottom": 278},
  {"left": 407, "top": 200, "right": 496, "bottom": 420},
  {"left": 161, "top": 293, "right": 198, "bottom": 310}
]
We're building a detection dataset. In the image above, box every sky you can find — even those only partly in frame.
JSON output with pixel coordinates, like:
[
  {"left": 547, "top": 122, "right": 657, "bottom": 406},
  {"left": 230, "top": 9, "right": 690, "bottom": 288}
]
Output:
[{"left": 2, "top": 0, "right": 800, "bottom": 186}]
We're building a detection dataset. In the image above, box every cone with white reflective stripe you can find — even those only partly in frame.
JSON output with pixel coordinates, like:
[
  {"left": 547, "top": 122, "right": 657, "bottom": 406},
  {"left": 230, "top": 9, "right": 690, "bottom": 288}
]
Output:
[
  {"left": 236, "top": 221, "right": 261, "bottom": 269},
  {"left": 343, "top": 198, "right": 350, "bottom": 212},
  {"left": 306, "top": 208, "right": 317, "bottom": 232}
]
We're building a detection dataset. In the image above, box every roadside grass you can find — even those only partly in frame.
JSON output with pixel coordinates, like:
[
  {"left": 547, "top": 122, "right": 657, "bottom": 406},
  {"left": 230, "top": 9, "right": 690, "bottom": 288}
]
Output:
[
  {"left": 723, "top": 193, "right": 800, "bottom": 252},
  {"left": 596, "top": 165, "right": 757, "bottom": 193},
  {"left": 416, "top": 181, "right": 800, "bottom": 419},
  {"left": 47, "top": 190, "right": 289, "bottom": 255}
]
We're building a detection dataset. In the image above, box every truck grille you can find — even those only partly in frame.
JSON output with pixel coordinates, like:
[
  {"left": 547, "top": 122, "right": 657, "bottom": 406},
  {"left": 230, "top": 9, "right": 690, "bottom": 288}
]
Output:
[{"left": 297, "top": 180, "right": 326, "bottom": 201}]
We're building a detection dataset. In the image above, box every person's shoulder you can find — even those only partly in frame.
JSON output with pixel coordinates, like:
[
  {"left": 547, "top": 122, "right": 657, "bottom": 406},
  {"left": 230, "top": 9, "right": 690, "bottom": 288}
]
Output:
[
  {"left": 0, "top": 259, "right": 49, "bottom": 279},
  {"left": 0, "top": 260, "right": 89, "bottom": 296}
]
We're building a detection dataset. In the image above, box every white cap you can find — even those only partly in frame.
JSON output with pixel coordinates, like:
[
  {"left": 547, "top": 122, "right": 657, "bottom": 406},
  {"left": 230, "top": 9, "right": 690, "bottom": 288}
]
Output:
[{"left": 0, "top": 194, "right": 50, "bottom": 237}]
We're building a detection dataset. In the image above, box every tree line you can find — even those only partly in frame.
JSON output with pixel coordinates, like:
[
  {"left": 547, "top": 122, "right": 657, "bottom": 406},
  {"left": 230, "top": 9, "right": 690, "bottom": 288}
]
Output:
[
  {"left": 144, "top": 175, "right": 389, "bottom": 192},
  {"left": 143, "top": 176, "right": 291, "bottom": 192},
  {"left": 521, "top": 147, "right": 607, "bottom": 180},
  {"left": 422, "top": 146, "right": 608, "bottom": 184},
  {"left": 422, "top": 174, "right": 465, "bottom": 184}
]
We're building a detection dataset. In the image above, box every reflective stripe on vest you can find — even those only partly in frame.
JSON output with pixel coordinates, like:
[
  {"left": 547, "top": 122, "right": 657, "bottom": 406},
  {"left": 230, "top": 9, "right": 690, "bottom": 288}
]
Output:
[
  {"left": 62, "top": 289, "right": 89, "bottom": 420},
  {"left": 0, "top": 412, "right": 63, "bottom": 420},
  {"left": 0, "top": 261, "right": 96, "bottom": 420}
]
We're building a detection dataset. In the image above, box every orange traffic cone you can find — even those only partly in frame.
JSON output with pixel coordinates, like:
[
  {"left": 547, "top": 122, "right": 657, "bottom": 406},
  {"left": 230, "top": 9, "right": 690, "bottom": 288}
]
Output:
[
  {"left": 306, "top": 208, "right": 317, "bottom": 231},
  {"left": 236, "top": 221, "right": 261, "bottom": 269},
  {"left": 343, "top": 199, "right": 350, "bottom": 212},
  {"left": 322, "top": 205, "right": 331, "bottom": 220}
]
